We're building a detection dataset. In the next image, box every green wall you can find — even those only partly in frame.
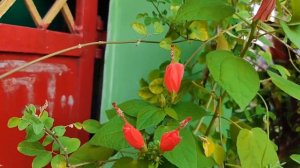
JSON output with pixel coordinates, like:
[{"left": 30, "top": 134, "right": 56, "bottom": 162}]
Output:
[{"left": 100, "top": 0, "right": 200, "bottom": 122}]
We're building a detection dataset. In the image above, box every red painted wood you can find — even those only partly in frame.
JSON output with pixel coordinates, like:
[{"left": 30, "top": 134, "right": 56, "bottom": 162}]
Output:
[{"left": 0, "top": 0, "right": 98, "bottom": 167}]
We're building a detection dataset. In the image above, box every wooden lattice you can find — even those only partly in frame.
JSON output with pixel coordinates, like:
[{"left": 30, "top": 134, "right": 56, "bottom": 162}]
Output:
[
  {"left": 0, "top": 0, "right": 16, "bottom": 18},
  {"left": 25, "top": 0, "right": 76, "bottom": 32},
  {"left": 1, "top": 0, "right": 76, "bottom": 33}
]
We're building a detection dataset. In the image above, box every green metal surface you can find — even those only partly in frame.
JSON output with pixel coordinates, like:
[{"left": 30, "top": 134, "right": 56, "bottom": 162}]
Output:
[{"left": 101, "top": 0, "right": 200, "bottom": 122}]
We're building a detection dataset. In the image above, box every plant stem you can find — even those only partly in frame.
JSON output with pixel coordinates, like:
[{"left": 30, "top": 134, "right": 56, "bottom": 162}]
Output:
[
  {"left": 0, "top": 39, "right": 186, "bottom": 80},
  {"left": 44, "top": 128, "right": 70, "bottom": 166},
  {"left": 184, "top": 21, "right": 246, "bottom": 67},
  {"left": 257, "top": 93, "right": 270, "bottom": 138},
  {"left": 205, "top": 92, "right": 225, "bottom": 136},
  {"left": 240, "top": 20, "right": 258, "bottom": 57}
]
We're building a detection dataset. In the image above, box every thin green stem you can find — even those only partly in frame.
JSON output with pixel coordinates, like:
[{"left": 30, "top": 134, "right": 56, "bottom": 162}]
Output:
[
  {"left": 257, "top": 93, "right": 270, "bottom": 137},
  {"left": 205, "top": 92, "right": 225, "bottom": 136},
  {"left": 184, "top": 21, "right": 246, "bottom": 67},
  {"left": 240, "top": 20, "right": 258, "bottom": 57},
  {"left": 44, "top": 128, "right": 70, "bottom": 166},
  {"left": 288, "top": 48, "right": 300, "bottom": 73},
  {"left": 0, "top": 39, "right": 186, "bottom": 80}
]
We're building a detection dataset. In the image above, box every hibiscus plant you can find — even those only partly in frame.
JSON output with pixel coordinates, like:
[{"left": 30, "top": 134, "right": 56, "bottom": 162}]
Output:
[{"left": 6, "top": 0, "right": 300, "bottom": 167}]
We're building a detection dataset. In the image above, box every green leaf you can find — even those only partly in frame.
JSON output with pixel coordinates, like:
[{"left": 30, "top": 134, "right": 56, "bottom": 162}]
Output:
[
  {"left": 25, "top": 104, "right": 36, "bottom": 114},
  {"left": 175, "top": 0, "right": 234, "bottom": 22},
  {"left": 153, "top": 22, "right": 164, "bottom": 34},
  {"left": 42, "top": 135, "right": 53, "bottom": 146},
  {"left": 106, "top": 100, "right": 151, "bottom": 117},
  {"left": 188, "top": 21, "right": 209, "bottom": 41},
  {"left": 25, "top": 125, "right": 45, "bottom": 142},
  {"left": 53, "top": 126, "right": 66, "bottom": 137},
  {"left": 17, "top": 141, "right": 45, "bottom": 156},
  {"left": 196, "top": 140, "right": 215, "bottom": 168},
  {"left": 18, "top": 119, "right": 30, "bottom": 130},
  {"left": 164, "top": 129, "right": 197, "bottom": 168},
  {"left": 207, "top": 50, "right": 260, "bottom": 109},
  {"left": 58, "top": 137, "right": 81, "bottom": 154},
  {"left": 32, "top": 123, "right": 44, "bottom": 135},
  {"left": 237, "top": 128, "right": 279, "bottom": 168},
  {"left": 112, "top": 157, "right": 149, "bottom": 168},
  {"left": 73, "top": 122, "right": 82, "bottom": 130},
  {"left": 69, "top": 142, "right": 114, "bottom": 166},
  {"left": 138, "top": 87, "right": 154, "bottom": 100},
  {"left": 132, "top": 22, "right": 148, "bottom": 35},
  {"left": 164, "top": 107, "right": 178, "bottom": 120},
  {"left": 7, "top": 117, "right": 20, "bottom": 128},
  {"left": 51, "top": 155, "right": 66, "bottom": 168},
  {"left": 173, "top": 102, "right": 207, "bottom": 121},
  {"left": 44, "top": 117, "right": 54, "bottom": 129},
  {"left": 148, "top": 69, "right": 162, "bottom": 82},
  {"left": 281, "top": 21, "right": 300, "bottom": 48},
  {"left": 149, "top": 78, "right": 164, "bottom": 94},
  {"left": 32, "top": 151, "right": 52, "bottom": 168},
  {"left": 137, "top": 109, "right": 166, "bottom": 130},
  {"left": 270, "top": 64, "right": 291, "bottom": 79},
  {"left": 82, "top": 119, "right": 101, "bottom": 133},
  {"left": 268, "top": 71, "right": 300, "bottom": 100},
  {"left": 89, "top": 116, "right": 128, "bottom": 150},
  {"left": 291, "top": 0, "right": 300, "bottom": 23},
  {"left": 290, "top": 154, "right": 300, "bottom": 164},
  {"left": 213, "top": 144, "right": 225, "bottom": 165}
]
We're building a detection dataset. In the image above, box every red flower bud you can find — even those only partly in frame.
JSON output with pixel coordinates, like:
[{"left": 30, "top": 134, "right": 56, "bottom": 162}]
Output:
[
  {"left": 112, "top": 102, "right": 146, "bottom": 150},
  {"left": 160, "top": 117, "right": 192, "bottom": 152},
  {"left": 164, "top": 62, "right": 184, "bottom": 93},
  {"left": 123, "top": 123, "right": 145, "bottom": 150},
  {"left": 253, "top": 0, "right": 276, "bottom": 22}
]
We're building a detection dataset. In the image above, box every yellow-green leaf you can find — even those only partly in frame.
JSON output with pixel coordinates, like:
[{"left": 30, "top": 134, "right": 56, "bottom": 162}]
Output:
[
  {"left": 153, "top": 22, "right": 164, "bottom": 34},
  {"left": 149, "top": 78, "right": 164, "bottom": 94},
  {"left": 213, "top": 144, "right": 225, "bottom": 165},
  {"left": 203, "top": 137, "right": 215, "bottom": 157},
  {"left": 189, "top": 21, "right": 209, "bottom": 41},
  {"left": 216, "top": 34, "right": 229, "bottom": 50},
  {"left": 132, "top": 22, "right": 147, "bottom": 35}
]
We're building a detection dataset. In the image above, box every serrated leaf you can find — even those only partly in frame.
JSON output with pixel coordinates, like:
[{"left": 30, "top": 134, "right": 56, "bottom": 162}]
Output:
[
  {"left": 203, "top": 137, "right": 215, "bottom": 157},
  {"left": 207, "top": 50, "right": 260, "bottom": 109},
  {"left": 17, "top": 141, "right": 45, "bottom": 156},
  {"left": 51, "top": 155, "right": 66, "bottom": 168},
  {"left": 32, "top": 151, "right": 52, "bottom": 168},
  {"left": 137, "top": 109, "right": 166, "bottom": 130},
  {"left": 82, "top": 119, "right": 101, "bottom": 134},
  {"left": 105, "top": 100, "right": 151, "bottom": 117},
  {"left": 149, "top": 78, "right": 164, "bottom": 94},
  {"left": 175, "top": 0, "right": 234, "bottom": 22},
  {"left": 290, "top": 154, "right": 300, "bottom": 164},
  {"left": 237, "top": 128, "right": 279, "bottom": 168},
  {"left": 112, "top": 157, "right": 149, "bottom": 168},
  {"left": 132, "top": 22, "right": 147, "bottom": 35},
  {"left": 268, "top": 71, "right": 300, "bottom": 100},
  {"left": 53, "top": 126, "right": 66, "bottom": 137},
  {"left": 58, "top": 137, "right": 80, "bottom": 154},
  {"left": 89, "top": 116, "right": 128, "bottom": 150},
  {"left": 173, "top": 102, "right": 207, "bottom": 121},
  {"left": 69, "top": 142, "right": 114, "bottom": 166},
  {"left": 7, "top": 117, "right": 20, "bottom": 128}
]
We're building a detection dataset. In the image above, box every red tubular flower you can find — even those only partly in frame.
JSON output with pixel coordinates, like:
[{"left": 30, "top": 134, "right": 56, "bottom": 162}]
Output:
[
  {"left": 253, "top": 0, "right": 276, "bottom": 22},
  {"left": 112, "top": 103, "right": 146, "bottom": 150},
  {"left": 123, "top": 123, "right": 145, "bottom": 150},
  {"left": 164, "top": 62, "right": 184, "bottom": 93},
  {"left": 160, "top": 117, "right": 192, "bottom": 152}
]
